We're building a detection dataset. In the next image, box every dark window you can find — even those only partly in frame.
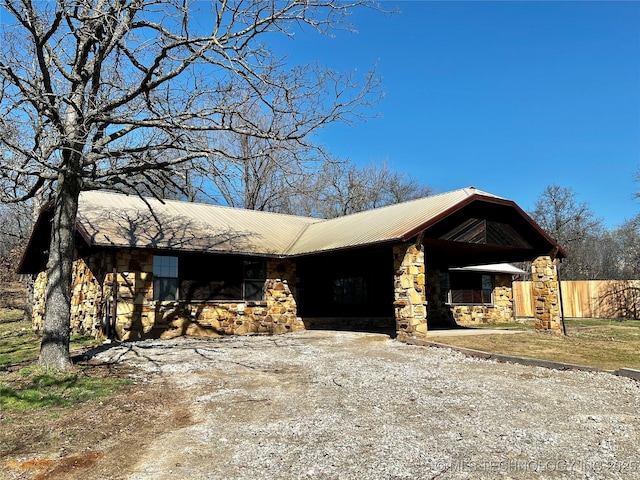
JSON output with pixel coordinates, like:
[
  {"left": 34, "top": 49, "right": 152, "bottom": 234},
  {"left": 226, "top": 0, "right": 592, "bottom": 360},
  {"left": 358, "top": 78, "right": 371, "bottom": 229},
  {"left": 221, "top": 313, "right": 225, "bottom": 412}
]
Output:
[
  {"left": 178, "top": 254, "right": 265, "bottom": 302},
  {"left": 439, "top": 272, "right": 450, "bottom": 304},
  {"left": 153, "top": 256, "right": 178, "bottom": 301},
  {"left": 444, "top": 272, "right": 493, "bottom": 305},
  {"left": 243, "top": 260, "right": 266, "bottom": 301},
  {"left": 332, "top": 276, "right": 367, "bottom": 304}
]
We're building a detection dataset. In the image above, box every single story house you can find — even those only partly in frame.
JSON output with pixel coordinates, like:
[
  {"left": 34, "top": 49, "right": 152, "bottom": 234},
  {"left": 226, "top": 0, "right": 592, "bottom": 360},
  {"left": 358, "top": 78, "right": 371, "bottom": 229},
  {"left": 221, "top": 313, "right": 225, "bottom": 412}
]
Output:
[{"left": 19, "top": 187, "right": 566, "bottom": 341}]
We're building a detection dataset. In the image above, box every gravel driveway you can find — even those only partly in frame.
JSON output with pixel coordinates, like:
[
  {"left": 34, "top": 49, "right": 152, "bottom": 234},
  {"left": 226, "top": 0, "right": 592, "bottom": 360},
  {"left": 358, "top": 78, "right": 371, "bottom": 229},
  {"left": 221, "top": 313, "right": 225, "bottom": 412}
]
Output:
[{"left": 94, "top": 331, "right": 640, "bottom": 479}]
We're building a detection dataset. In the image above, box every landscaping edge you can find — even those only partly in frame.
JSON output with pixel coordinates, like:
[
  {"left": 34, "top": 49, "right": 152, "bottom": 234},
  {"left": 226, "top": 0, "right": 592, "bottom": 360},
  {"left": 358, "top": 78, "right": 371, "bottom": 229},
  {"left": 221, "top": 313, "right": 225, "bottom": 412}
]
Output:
[{"left": 397, "top": 334, "right": 640, "bottom": 381}]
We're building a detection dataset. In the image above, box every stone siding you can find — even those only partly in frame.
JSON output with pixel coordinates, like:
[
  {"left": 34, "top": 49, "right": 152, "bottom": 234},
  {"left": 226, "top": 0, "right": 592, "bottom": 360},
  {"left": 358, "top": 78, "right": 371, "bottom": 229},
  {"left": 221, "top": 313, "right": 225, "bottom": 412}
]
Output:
[
  {"left": 115, "top": 277, "right": 303, "bottom": 340},
  {"left": 532, "top": 256, "right": 562, "bottom": 333},
  {"left": 32, "top": 249, "right": 304, "bottom": 340},
  {"left": 452, "top": 274, "right": 515, "bottom": 326},
  {"left": 393, "top": 243, "right": 427, "bottom": 338},
  {"left": 31, "top": 271, "right": 47, "bottom": 334}
]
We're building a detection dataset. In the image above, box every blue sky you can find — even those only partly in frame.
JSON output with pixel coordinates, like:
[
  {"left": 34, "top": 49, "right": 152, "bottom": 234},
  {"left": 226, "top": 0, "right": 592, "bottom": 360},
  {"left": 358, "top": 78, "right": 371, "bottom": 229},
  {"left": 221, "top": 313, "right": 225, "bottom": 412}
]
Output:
[{"left": 270, "top": 1, "right": 640, "bottom": 228}]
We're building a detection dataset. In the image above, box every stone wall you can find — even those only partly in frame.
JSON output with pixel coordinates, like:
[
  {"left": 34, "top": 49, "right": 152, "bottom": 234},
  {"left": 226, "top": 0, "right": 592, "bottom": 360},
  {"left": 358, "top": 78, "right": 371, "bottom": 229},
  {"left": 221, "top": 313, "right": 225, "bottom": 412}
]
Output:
[
  {"left": 115, "top": 277, "right": 304, "bottom": 340},
  {"left": 266, "top": 259, "right": 297, "bottom": 296},
  {"left": 393, "top": 243, "right": 427, "bottom": 338},
  {"left": 32, "top": 254, "right": 108, "bottom": 337},
  {"left": 451, "top": 274, "right": 515, "bottom": 326},
  {"left": 31, "top": 271, "right": 47, "bottom": 334},
  {"left": 32, "top": 249, "right": 304, "bottom": 340},
  {"left": 532, "top": 255, "right": 562, "bottom": 333}
]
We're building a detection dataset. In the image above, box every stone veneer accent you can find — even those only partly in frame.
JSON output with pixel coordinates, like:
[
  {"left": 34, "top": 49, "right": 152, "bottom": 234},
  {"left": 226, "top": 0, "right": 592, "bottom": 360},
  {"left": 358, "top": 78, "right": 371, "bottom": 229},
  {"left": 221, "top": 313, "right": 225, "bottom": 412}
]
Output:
[
  {"left": 32, "top": 250, "right": 304, "bottom": 340},
  {"left": 393, "top": 243, "right": 427, "bottom": 338},
  {"left": 451, "top": 274, "right": 515, "bottom": 326},
  {"left": 532, "top": 255, "right": 562, "bottom": 333}
]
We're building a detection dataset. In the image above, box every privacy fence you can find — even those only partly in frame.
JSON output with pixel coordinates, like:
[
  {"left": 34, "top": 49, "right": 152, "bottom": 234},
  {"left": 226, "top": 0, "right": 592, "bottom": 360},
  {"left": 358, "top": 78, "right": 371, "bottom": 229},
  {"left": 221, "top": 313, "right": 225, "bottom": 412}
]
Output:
[{"left": 513, "top": 280, "right": 640, "bottom": 320}]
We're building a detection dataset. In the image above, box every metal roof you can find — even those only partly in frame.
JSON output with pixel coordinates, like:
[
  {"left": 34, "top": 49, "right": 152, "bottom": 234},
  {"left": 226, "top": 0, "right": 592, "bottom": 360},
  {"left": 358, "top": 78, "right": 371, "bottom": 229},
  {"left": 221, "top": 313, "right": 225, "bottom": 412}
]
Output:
[
  {"left": 77, "top": 191, "right": 320, "bottom": 256},
  {"left": 288, "top": 187, "right": 502, "bottom": 255},
  {"left": 75, "top": 187, "right": 547, "bottom": 258}
]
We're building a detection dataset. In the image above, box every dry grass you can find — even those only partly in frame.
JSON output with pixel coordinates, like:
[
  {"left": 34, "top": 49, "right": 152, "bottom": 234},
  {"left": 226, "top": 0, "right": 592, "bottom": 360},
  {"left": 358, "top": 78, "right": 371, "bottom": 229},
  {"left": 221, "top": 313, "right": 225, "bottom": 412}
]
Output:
[
  {"left": 428, "top": 319, "right": 640, "bottom": 371},
  {"left": 0, "top": 281, "right": 25, "bottom": 310}
]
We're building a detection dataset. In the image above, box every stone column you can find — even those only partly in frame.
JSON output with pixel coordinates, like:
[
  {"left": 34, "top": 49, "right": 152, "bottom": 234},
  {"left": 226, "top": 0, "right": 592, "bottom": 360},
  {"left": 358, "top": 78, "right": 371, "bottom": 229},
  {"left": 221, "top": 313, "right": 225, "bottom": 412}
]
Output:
[
  {"left": 393, "top": 243, "right": 428, "bottom": 338},
  {"left": 532, "top": 255, "right": 562, "bottom": 333}
]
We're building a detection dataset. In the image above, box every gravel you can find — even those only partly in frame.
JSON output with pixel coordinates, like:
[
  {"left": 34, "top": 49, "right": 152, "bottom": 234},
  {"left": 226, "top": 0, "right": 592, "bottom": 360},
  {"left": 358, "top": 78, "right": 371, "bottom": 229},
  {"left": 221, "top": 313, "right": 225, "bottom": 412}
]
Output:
[{"left": 93, "top": 331, "right": 640, "bottom": 480}]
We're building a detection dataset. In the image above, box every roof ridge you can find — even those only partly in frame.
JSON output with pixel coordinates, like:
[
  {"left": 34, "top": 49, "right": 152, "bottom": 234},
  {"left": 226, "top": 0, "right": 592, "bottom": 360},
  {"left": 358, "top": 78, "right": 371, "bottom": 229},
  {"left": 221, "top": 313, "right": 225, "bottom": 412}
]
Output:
[{"left": 314, "top": 186, "right": 499, "bottom": 223}]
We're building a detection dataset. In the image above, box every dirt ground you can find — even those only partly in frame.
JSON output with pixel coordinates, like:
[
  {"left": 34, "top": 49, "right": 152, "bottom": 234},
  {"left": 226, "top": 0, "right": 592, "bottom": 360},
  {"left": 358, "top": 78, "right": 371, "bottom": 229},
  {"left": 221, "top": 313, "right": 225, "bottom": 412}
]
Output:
[
  {"left": 2, "top": 331, "right": 640, "bottom": 479},
  {"left": 1, "top": 361, "right": 192, "bottom": 480}
]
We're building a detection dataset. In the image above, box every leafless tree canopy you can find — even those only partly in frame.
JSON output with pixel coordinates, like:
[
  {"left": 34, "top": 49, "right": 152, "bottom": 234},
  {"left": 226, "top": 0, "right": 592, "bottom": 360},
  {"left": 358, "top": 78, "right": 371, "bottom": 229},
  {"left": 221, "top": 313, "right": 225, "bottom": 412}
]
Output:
[
  {"left": 0, "top": 0, "right": 382, "bottom": 368},
  {"left": 0, "top": 0, "right": 382, "bottom": 201},
  {"left": 528, "top": 183, "right": 640, "bottom": 281}
]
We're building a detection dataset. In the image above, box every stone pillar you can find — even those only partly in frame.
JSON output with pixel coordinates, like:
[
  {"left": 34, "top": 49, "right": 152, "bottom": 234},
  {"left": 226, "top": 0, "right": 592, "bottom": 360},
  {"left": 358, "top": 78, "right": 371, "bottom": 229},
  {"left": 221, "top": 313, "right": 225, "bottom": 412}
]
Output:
[
  {"left": 264, "top": 279, "right": 306, "bottom": 334},
  {"left": 532, "top": 255, "right": 562, "bottom": 333},
  {"left": 393, "top": 243, "right": 427, "bottom": 338}
]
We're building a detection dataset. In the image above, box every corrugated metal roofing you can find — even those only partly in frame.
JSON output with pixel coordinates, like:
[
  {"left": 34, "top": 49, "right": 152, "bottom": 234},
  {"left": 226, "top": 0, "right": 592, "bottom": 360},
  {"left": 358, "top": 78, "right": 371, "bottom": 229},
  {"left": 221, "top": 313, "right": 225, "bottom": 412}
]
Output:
[
  {"left": 287, "top": 187, "right": 503, "bottom": 255},
  {"left": 77, "top": 191, "right": 321, "bottom": 256},
  {"left": 76, "top": 187, "right": 504, "bottom": 257}
]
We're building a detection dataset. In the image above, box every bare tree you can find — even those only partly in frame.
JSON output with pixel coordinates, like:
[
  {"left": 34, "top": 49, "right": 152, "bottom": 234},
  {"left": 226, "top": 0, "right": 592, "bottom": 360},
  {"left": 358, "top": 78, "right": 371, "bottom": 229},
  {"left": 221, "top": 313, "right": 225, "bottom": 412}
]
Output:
[
  {"left": 305, "top": 159, "right": 432, "bottom": 218},
  {"left": 207, "top": 94, "right": 323, "bottom": 212},
  {"left": 0, "top": 0, "right": 381, "bottom": 368},
  {"left": 0, "top": 201, "right": 32, "bottom": 281},
  {"left": 612, "top": 216, "right": 640, "bottom": 279},
  {"left": 530, "top": 184, "right": 603, "bottom": 280}
]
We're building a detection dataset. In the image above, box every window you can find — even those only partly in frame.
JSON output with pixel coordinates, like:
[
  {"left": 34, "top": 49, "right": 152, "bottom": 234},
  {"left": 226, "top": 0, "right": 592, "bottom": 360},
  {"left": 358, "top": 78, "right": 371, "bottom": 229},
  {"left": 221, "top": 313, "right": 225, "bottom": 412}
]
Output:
[
  {"left": 332, "top": 276, "right": 368, "bottom": 304},
  {"left": 153, "top": 256, "right": 178, "bottom": 301},
  {"left": 243, "top": 260, "right": 266, "bottom": 301},
  {"left": 177, "top": 255, "right": 265, "bottom": 302},
  {"left": 443, "top": 271, "right": 493, "bottom": 305},
  {"left": 439, "top": 272, "right": 450, "bottom": 304}
]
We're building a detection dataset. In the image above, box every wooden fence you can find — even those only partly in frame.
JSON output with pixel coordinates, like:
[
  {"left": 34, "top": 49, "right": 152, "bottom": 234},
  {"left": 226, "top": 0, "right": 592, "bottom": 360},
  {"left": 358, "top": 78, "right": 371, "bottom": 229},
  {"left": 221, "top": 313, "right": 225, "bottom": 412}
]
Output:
[{"left": 513, "top": 280, "right": 640, "bottom": 319}]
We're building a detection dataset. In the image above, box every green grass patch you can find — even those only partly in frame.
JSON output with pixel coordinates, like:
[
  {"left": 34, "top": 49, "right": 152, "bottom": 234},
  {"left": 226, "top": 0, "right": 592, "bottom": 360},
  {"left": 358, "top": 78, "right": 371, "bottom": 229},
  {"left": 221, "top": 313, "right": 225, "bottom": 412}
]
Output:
[
  {"left": 564, "top": 317, "right": 640, "bottom": 329},
  {"left": 0, "top": 309, "right": 129, "bottom": 411},
  {"left": 0, "top": 312, "right": 40, "bottom": 366},
  {"left": 0, "top": 366, "right": 131, "bottom": 410},
  {"left": 429, "top": 319, "right": 640, "bottom": 371},
  {"left": 0, "top": 309, "right": 103, "bottom": 367}
]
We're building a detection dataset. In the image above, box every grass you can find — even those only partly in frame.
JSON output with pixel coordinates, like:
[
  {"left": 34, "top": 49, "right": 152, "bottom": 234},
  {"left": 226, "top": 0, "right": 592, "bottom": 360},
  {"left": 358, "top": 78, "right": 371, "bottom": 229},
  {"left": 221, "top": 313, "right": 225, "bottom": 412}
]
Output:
[
  {"left": 0, "top": 365, "right": 130, "bottom": 410},
  {"left": 0, "top": 309, "right": 102, "bottom": 367},
  {"left": 0, "top": 308, "right": 130, "bottom": 411},
  {"left": 428, "top": 318, "right": 640, "bottom": 371}
]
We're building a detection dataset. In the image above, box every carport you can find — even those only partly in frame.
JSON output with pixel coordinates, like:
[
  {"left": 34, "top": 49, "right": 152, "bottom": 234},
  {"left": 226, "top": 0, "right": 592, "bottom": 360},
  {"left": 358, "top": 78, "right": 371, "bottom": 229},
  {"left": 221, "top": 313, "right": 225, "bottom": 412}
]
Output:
[{"left": 285, "top": 187, "right": 567, "bottom": 338}]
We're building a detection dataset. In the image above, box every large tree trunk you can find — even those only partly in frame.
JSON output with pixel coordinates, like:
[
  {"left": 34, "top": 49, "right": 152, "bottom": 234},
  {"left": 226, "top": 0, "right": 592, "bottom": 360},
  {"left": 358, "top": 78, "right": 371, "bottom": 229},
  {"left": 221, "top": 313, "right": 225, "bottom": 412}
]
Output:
[{"left": 39, "top": 173, "right": 81, "bottom": 369}]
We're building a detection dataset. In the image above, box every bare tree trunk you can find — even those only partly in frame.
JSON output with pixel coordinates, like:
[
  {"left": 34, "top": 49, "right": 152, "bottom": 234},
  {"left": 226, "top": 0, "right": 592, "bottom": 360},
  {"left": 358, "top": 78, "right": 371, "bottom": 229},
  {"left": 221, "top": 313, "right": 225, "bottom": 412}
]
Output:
[{"left": 39, "top": 172, "right": 80, "bottom": 369}]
